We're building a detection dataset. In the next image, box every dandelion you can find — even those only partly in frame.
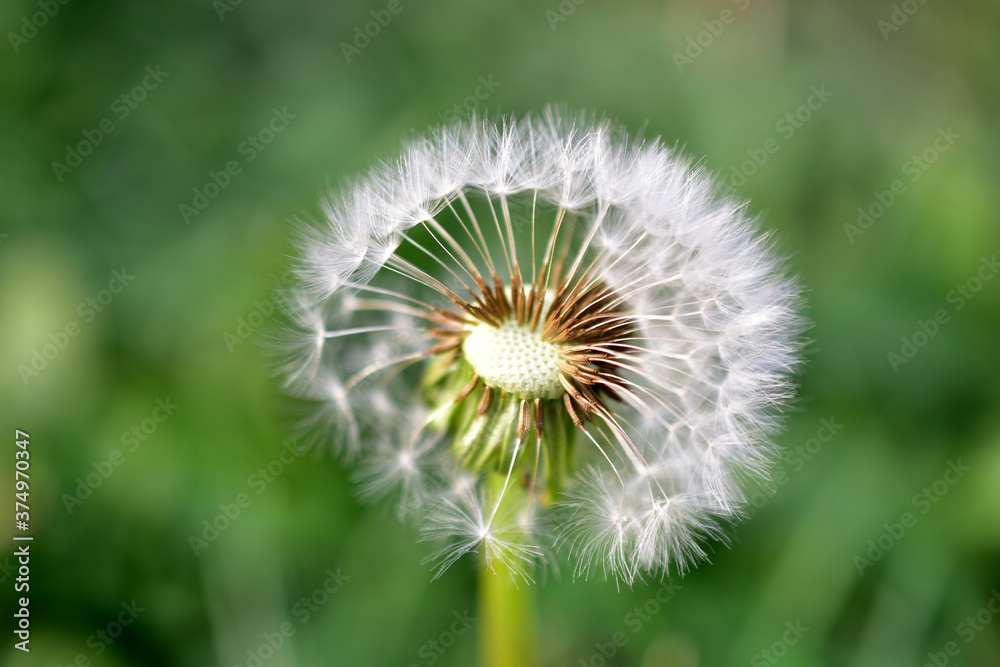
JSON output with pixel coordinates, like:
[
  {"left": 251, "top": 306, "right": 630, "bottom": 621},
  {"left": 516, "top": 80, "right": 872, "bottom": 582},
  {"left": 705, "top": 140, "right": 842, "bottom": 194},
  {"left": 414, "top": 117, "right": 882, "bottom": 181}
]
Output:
[{"left": 277, "top": 108, "right": 803, "bottom": 588}]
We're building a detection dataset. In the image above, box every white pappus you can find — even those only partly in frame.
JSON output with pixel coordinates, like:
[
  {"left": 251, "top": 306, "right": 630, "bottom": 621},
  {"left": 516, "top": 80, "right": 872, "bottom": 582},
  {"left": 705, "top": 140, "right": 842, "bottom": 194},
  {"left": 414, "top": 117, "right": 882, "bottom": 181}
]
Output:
[{"left": 276, "top": 108, "right": 804, "bottom": 585}]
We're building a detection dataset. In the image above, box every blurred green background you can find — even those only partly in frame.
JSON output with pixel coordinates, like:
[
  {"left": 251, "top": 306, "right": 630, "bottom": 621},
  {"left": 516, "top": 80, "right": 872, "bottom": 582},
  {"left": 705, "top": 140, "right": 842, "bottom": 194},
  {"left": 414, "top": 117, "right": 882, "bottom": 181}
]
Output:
[{"left": 2, "top": 0, "right": 999, "bottom": 665}]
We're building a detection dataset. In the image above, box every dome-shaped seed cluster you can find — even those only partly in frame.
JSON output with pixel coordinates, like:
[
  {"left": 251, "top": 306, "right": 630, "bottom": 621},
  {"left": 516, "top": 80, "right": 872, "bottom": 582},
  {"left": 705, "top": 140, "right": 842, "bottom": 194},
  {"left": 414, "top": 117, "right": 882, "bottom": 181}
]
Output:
[
  {"left": 280, "top": 110, "right": 804, "bottom": 583},
  {"left": 463, "top": 320, "right": 564, "bottom": 400}
]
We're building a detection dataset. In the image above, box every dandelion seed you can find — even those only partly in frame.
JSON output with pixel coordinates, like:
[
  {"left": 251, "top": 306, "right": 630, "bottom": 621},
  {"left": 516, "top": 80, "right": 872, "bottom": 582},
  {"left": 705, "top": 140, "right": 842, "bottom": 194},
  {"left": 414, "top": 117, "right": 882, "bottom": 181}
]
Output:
[{"left": 277, "top": 108, "right": 803, "bottom": 583}]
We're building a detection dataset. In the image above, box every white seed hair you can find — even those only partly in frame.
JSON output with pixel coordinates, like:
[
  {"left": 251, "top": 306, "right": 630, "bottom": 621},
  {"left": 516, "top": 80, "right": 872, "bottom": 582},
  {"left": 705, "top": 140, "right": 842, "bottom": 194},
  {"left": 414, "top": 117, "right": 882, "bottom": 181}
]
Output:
[{"left": 277, "top": 108, "right": 804, "bottom": 584}]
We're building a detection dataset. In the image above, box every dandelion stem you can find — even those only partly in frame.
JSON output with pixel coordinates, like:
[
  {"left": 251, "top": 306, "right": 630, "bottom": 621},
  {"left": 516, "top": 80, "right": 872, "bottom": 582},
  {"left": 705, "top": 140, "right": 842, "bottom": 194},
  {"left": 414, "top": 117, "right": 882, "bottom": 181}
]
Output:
[{"left": 479, "top": 472, "right": 538, "bottom": 667}]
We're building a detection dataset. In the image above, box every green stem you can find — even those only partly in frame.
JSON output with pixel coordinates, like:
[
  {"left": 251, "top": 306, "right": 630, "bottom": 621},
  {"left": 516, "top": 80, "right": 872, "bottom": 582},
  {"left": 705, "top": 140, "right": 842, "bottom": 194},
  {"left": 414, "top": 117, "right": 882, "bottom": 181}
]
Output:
[
  {"left": 478, "top": 472, "right": 538, "bottom": 667},
  {"left": 478, "top": 551, "right": 537, "bottom": 667}
]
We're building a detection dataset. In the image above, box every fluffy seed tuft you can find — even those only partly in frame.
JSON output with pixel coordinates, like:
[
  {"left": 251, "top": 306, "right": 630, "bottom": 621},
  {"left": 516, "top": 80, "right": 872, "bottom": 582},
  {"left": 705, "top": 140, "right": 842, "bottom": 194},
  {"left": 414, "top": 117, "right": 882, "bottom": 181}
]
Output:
[{"left": 276, "top": 108, "right": 804, "bottom": 584}]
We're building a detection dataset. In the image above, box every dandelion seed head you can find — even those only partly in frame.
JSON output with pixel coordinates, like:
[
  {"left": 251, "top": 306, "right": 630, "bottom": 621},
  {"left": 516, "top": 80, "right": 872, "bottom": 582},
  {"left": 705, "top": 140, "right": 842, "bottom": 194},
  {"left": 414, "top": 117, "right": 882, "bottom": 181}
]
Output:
[{"left": 275, "top": 108, "right": 804, "bottom": 584}]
